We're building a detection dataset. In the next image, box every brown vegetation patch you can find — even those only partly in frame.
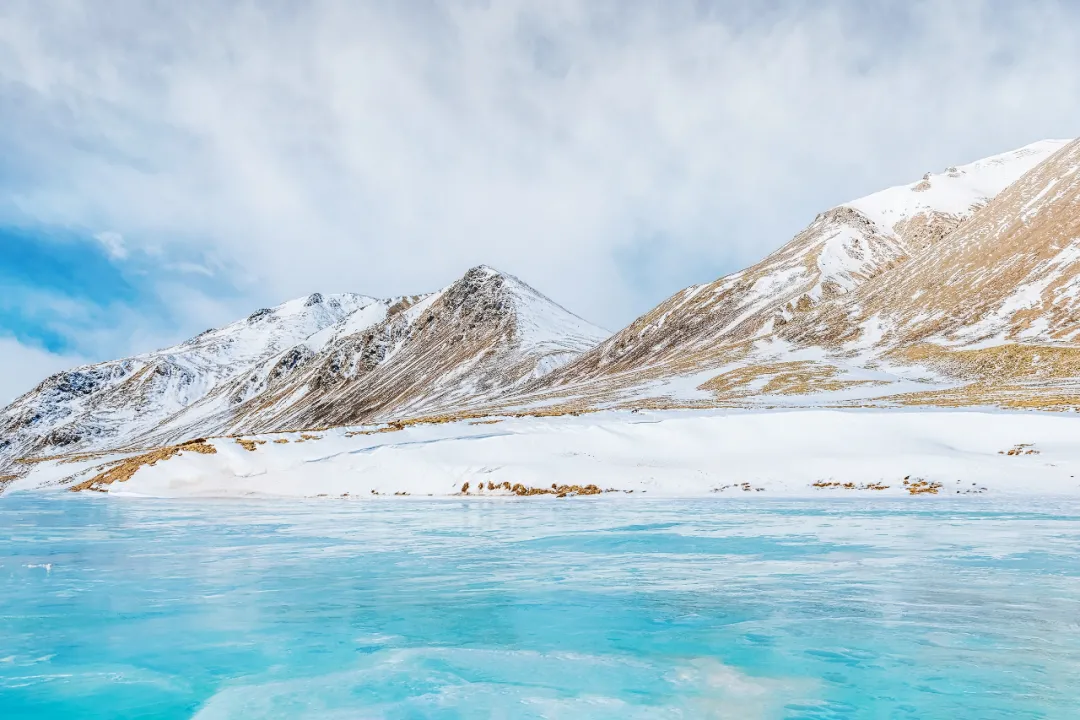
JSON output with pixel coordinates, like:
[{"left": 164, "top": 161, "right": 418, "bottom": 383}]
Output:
[
  {"left": 235, "top": 438, "right": 267, "bottom": 452},
  {"left": 345, "top": 425, "right": 401, "bottom": 437},
  {"left": 895, "top": 343, "right": 1080, "bottom": 383},
  {"left": 58, "top": 450, "right": 117, "bottom": 465},
  {"left": 340, "top": 408, "right": 597, "bottom": 438},
  {"left": 1000, "top": 443, "right": 1040, "bottom": 456},
  {"left": 699, "top": 361, "right": 883, "bottom": 398},
  {"left": 902, "top": 477, "right": 942, "bottom": 495},
  {"left": 70, "top": 439, "right": 217, "bottom": 493},
  {"left": 460, "top": 480, "right": 611, "bottom": 497},
  {"left": 812, "top": 481, "right": 889, "bottom": 491},
  {"left": 885, "top": 381, "right": 1080, "bottom": 412}
]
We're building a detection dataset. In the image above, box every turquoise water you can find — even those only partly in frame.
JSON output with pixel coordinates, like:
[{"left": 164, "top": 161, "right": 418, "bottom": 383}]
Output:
[{"left": 2, "top": 495, "right": 1080, "bottom": 718}]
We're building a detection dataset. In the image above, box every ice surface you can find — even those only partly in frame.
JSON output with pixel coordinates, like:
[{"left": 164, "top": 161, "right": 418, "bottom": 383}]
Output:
[{"left": 2, "top": 495, "right": 1080, "bottom": 718}]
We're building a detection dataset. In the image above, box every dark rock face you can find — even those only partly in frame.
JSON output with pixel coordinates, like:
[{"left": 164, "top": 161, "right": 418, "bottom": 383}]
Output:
[
  {"left": 305, "top": 293, "right": 324, "bottom": 307},
  {"left": 441, "top": 267, "right": 512, "bottom": 329},
  {"left": 44, "top": 426, "right": 82, "bottom": 447},
  {"left": 41, "top": 367, "right": 116, "bottom": 398},
  {"left": 248, "top": 308, "right": 273, "bottom": 322},
  {"left": 269, "top": 346, "right": 315, "bottom": 383}
]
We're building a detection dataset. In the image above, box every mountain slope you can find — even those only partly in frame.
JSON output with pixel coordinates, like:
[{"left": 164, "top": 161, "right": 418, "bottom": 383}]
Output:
[
  {"left": 803, "top": 137, "right": 1080, "bottom": 347},
  {"left": 4, "top": 137, "right": 1078, "bottom": 478},
  {"left": 0, "top": 293, "right": 375, "bottom": 468},
  {"left": 0, "top": 267, "right": 607, "bottom": 470},
  {"left": 215, "top": 266, "right": 608, "bottom": 435},
  {"left": 775, "top": 137, "right": 1080, "bottom": 406},
  {"left": 534, "top": 140, "right": 1069, "bottom": 389}
]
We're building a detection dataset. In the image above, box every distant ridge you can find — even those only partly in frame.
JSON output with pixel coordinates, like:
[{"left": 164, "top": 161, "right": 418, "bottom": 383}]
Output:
[
  {"left": 0, "top": 267, "right": 607, "bottom": 469},
  {"left": 4, "top": 136, "right": 1080, "bottom": 474}
]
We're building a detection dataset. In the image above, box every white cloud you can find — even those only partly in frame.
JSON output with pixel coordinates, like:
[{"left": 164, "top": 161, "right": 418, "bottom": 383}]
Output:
[
  {"left": 0, "top": 336, "right": 86, "bottom": 404},
  {"left": 0, "top": 0, "right": 1077, "bottom": 337},
  {"left": 93, "top": 231, "right": 128, "bottom": 260},
  {"left": 166, "top": 262, "right": 215, "bottom": 277}
]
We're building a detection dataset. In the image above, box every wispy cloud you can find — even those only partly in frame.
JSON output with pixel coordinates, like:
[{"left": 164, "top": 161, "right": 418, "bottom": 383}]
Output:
[
  {"left": 93, "top": 231, "right": 128, "bottom": 260},
  {"left": 0, "top": 226, "right": 237, "bottom": 361},
  {"left": 0, "top": 0, "right": 1077, "bottom": 342}
]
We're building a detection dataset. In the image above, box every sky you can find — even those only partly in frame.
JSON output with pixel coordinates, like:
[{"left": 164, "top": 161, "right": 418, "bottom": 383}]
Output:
[{"left": 1, "top": 0, "right": 1078, "bottom": 403}]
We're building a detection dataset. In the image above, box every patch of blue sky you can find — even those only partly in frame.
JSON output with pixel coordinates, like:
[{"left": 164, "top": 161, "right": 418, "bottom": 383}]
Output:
[
  {"left": 0, "top": 227, "right": 145, "bottom": 354},
  {"left": 0, "top": 225, "right": 227, "bottom": 358}
]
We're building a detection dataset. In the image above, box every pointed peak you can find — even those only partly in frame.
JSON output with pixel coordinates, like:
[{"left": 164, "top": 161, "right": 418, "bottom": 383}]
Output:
[
  {"left": 462, "top": 264, "right": 505, "bottom": 280},
  {"left": 445, "top": 265, "right": 525, "bottom": 300}
]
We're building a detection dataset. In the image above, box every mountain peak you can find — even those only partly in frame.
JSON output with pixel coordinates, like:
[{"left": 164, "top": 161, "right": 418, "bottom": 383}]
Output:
[
  {"left": 464, "top": 264, "right": 502, "bottom": 277},
  {"left": 843, "top": 139, "right": 1071, "bottom": 241},
  {"left": 441, "top": 266, "right": 607, "bottom": 348}
]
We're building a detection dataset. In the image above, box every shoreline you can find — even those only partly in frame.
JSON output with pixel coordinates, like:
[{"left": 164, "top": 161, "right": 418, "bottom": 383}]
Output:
[{"left": 9, "top": 407, "right": 1080, "bottom": 500}]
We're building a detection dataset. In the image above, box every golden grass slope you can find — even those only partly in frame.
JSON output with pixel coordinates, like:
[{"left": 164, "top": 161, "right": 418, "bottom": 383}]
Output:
[{"left": 514, "top": 139, "right": 1080, "bottom": 411}]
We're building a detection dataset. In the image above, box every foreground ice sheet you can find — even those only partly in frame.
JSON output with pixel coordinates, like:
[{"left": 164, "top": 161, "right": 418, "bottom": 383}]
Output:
[{"left": 2, "top": 494, "right": 1080, "bottom": 718}]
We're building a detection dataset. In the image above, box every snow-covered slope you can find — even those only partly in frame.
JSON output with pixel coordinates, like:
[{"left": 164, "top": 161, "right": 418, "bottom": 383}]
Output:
[
  {"left": 828, "top": 137, "right": 1080, "bottom": 347},
  {"left": 14, "top": 409, "right": 1080, "bottom": 499},
  {"left": 844, "top": 140, "right": 1068, "bottom": 249},
  {"left": 533, "top": 140, "right": 1069, "bottom": 389},
  {"left": 501, "top": 139, "right": 1077, "bottom": 412},
  {"left": 214, "top": 266, "right": 609, "bottom": 435},
  {"left": 0, "top": 268, "right": 607, "bottom": 472},
  {"left": 0, "top": 293, "right": 372, "bottom": 469}
]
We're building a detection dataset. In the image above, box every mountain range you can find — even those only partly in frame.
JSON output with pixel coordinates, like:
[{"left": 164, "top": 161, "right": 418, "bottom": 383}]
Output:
[{"left": 3, "top": 136, "right": 1079, "bottom": 475}]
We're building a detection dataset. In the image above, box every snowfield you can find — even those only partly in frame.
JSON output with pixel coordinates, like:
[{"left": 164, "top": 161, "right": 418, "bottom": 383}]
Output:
[{"left": 11, "top": 409, "right": 1080, "bottom": 499}]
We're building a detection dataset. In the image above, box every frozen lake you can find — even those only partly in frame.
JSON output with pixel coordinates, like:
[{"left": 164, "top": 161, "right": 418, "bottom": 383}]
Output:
[{"left": 2, "top": 494, "right": 1079, "bottom": 718}]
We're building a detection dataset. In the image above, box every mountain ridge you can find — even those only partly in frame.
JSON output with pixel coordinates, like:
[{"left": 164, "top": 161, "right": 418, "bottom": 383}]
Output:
[
  {"left": 0, "top": 267, "right": 607, "bottom": 470},
  {"left": 3, "top": 136, "right": 1079, "bottom": 476}
]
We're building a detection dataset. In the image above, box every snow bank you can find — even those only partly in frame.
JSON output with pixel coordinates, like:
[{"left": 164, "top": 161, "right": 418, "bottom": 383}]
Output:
[{"left": 12, "top": 409, "right": 1080, "bottom": 499}]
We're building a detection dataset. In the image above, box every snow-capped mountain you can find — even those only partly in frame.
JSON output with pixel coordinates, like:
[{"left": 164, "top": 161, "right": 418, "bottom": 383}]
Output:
[
  {"left": 3, "top": 137, "right": 1079, "bottom": 478},
  {"left": 790, "top": 138, "right": 1080, "bottom": 348},
  {"left": 0, "top": 292, "right": 372, "bottom": 466},
  {"left": 0, "top": 267, "right": 607, "bottom": 470},
  {"left": 151, "top": 265, "right": 608, "bottom": 439},
  {"left": 532, "top": 140, "right": 1069, "bottom": 387},
  {"left": 773, "top": 136, "right": 1080, "bottom": 408},
  {"left": 513, "top": 137, "right": 1080, "bottom": 411}
]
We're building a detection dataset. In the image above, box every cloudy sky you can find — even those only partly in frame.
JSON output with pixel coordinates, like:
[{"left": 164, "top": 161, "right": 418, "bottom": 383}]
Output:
[{"left": 1, "top": 0, "right": 1078, "bottom": 402}]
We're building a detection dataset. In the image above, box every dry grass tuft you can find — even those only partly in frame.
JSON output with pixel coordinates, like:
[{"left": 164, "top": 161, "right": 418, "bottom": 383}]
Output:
[
  {"left": 235, "top": 438, "right": 267, "bottom": 452},
  {"left": 902, "top": 476, "right": 942, "bottom": 495},
  {"left": 58, "top": 450, "right": 116, "bottom": 465},
  {"left": 812, "top": 481, "right": 890, "bottom": 491},
  {"left": 699, "top": 361, "right": 883, "bottom": 399},
  {"left": 459, "top": 480, "right": 610, "bottom": 497},
  {"left": 894, "top": 343, "right": 1080, "bottom": 383},
  {"left": 1000, "top": 443, "right": 1040, "bottom": 456},
  {"left": 70, "top": 439, "right": 217, "bottom": 493}
]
